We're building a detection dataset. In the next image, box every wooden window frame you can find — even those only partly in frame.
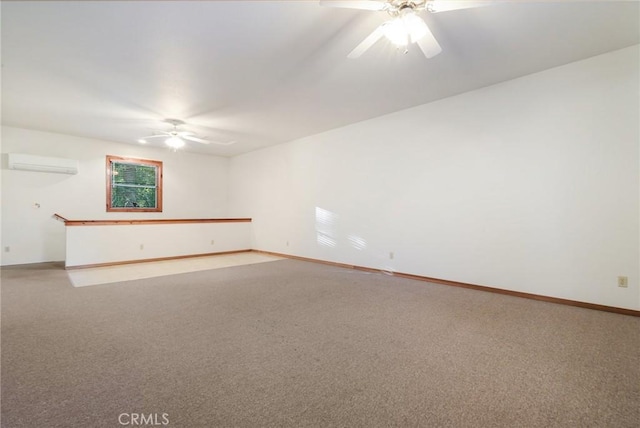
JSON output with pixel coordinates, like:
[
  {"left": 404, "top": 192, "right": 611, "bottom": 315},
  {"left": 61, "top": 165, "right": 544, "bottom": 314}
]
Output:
[{"left": 106, "top": 155, "right": 163, "bottom": 212}]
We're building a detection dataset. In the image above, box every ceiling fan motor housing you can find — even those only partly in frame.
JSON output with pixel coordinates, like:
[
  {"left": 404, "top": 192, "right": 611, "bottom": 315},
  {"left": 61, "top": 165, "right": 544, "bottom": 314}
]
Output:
[
  {"left": 387, "top": 0, "right": 427, "bottom": 16},
  {"left": 164, "top": 118, "right": 185, "bottom": 127}
]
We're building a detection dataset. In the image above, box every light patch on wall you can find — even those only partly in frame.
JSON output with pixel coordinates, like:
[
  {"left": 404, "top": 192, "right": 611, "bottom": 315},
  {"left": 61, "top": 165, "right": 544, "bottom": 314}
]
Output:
[
  {"left": 317, "top": 232, "right": 337, "bottom": 248},
  {"left": 348, "top": 234, "right": 367, "bottom": 250},
  {"left": 315, "top": 207, "right": 338, "bottom": 248}
]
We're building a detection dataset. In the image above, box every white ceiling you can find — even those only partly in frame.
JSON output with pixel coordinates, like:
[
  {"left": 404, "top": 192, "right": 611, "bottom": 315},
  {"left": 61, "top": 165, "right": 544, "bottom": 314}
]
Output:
[{"left": 2, "top": 1, "right": 638, "bottom": 157}]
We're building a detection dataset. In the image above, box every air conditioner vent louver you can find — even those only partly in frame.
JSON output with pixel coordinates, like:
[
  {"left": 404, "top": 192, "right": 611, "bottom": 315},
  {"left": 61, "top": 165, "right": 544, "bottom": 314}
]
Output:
[{"left": 8, "top": 154, "right": 79, "bottom": 175}]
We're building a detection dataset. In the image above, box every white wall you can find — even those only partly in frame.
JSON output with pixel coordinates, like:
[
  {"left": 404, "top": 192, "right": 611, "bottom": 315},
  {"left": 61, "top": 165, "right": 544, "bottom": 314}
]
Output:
[
  {"left": 65, "top": 222, "right": 251, "bottom": 268},
  {"left": 1, "top": 127, "right": 229, "bottom": 265},
  {"left": 229, "top": 46, "right": 640, "bottom": 310}
]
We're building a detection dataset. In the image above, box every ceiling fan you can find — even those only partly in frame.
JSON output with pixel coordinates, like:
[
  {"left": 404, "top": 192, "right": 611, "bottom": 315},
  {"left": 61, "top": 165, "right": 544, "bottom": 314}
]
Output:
[
  {"left": 320, "top": 0, "right": 492, "bottom": 59},
  {"left": 138, "top": 119, "right": 236, "bottom": 149}
]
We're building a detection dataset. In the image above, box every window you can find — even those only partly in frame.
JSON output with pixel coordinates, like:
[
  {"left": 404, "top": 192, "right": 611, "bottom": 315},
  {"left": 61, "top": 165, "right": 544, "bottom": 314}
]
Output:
[{"left": 106, "top": 155, "right": 163, "bottom": 212}]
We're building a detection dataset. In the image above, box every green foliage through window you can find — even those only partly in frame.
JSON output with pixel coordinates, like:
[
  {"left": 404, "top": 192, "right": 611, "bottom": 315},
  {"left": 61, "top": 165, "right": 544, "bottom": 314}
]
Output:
[{"left": 107, "top": 156, "right": 163, "bottom": 212}]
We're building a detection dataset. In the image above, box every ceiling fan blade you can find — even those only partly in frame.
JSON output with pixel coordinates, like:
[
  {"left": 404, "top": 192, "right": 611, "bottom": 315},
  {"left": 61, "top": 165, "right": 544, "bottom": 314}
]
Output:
[
  {"left": 182, "top": 135, "right": 237, "bottom": 146},
  {"left": 348, "top": 23, "right": 387, "bottom": 59},
  {"left": 319, "top": 0, "right": 386, "bottom": 11},
  {"left": 140, "top": 134, "right": 168, "bottom": 139},
  {"left": 415, "top": 24, "right": 442, "bottom": 59},
  {"left": 182, "top": 135, "right": 210, "bottom": 144},
  {"left": 426, "top": 0, "right": 493, "bottom": 13}
]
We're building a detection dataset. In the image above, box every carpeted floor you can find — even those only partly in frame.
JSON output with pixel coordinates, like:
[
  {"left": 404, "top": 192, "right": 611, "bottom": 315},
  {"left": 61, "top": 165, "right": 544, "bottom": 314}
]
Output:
[
  {"left": 1, "top": 259, "right": 639, "bottom": 427},
  {"left": 66, "top": 252, "right": 284, "bottom": 287}
]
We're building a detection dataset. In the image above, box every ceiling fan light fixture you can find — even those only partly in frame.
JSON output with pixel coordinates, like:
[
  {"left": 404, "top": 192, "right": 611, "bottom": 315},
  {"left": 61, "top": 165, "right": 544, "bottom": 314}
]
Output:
[
  {"left": 137, "top": 139, "right": 147, "bottom": 144},
  {"left": 384, "top": 10, "right": 428, "bottom": 47},
  {"left": 165, "top": 136, "right": 185, "bottom": 149},
  {"left": 403, "top": 13, "right": 428, "bottom": 42},
  {"left": 384, "top": 18, "right": 409, "bottom": 46}
]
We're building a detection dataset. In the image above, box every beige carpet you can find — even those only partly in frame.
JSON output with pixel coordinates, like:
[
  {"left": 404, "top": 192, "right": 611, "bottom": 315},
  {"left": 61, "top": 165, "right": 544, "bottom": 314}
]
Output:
[
  {"left": 2, "top": 259, "right": 639, "bottom": 427},
  {"left": 67, "top": 252, "right": 284, "bottom": 287}
]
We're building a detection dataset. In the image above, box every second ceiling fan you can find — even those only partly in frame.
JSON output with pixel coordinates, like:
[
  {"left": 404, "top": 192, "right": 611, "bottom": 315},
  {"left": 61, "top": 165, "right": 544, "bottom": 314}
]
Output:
[
  {"left": 320, "top": 0, "right": 492, "bottom": 59},
  {"left": 139, "top": 119, "right": 236, "bottom": 149}
]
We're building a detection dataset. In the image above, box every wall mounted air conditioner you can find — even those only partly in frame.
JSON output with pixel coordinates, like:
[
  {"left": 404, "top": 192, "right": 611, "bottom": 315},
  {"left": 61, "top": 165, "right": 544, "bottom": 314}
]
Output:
[{"left": 8, "top": 153, "right": 79, "bottom": 175}]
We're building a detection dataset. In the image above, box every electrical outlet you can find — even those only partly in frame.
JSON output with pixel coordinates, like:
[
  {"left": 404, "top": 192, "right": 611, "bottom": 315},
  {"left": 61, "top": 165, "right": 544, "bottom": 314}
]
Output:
[
  {"left": 286, "top": 241, "right": 290, "bottom": 247},
  {"left": 618, "top": 276, "right": 628, "bottom": 288},
  {"left": 4, "top": 246, "right": 10, "bottom": 253},
  {"left": 389, "top": 252, "right": 394, "bottom": 260},
  {"left": 140, "top": 244, "right": 144, "bottom": 250},
  {"left": 210, "top": 239, "right": 215, "bottom": 245}
]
